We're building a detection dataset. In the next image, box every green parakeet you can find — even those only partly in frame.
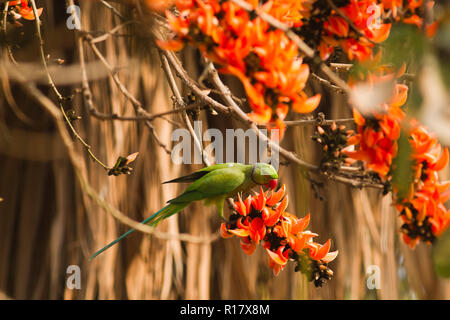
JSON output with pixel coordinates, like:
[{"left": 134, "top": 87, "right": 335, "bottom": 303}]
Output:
[{"left": 90, "top": 162, "right": 278, "bottom": 260}]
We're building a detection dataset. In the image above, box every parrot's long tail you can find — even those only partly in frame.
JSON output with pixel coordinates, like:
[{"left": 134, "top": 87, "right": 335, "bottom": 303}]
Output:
[{"left": 89, "top": 202, "right": 187, "bottom": 260}]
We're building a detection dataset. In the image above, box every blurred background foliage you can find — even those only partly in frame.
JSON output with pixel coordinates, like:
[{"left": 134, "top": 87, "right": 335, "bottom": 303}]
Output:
[{"left": 0, "top": 0, "right": 449, "bottom": 299}]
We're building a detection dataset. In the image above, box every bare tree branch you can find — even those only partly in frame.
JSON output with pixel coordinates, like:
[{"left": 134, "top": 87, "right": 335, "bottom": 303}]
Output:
[
  {"left": 30, "top": 0, "right": 110, "bottom": 170},
  {"left": 159, "top": 51, "right": 213, "bottom": 166},
  {"left": 85, "top": 35, "right": 172, "bottom": 154}
]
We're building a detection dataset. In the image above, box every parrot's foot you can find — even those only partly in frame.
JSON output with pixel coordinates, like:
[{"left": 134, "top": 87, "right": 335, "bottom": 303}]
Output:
[
  {"left": 217, "top": 209, "right": 230, "bottom": 224},
  {"left": 216, "top": 209, "right": 229, "bottom": 224},
  {"left": 219, "top": 216, "right": 230, "bottom": 224}
]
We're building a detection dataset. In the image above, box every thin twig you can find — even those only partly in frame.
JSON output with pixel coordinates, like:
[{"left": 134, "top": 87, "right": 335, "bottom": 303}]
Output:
[
  {"left": 88, "top": 109, "right": 185, "bottom": 124},
  {"left": 99, "top": 0, "right": 126, "bottom": 20},
  {"left": 78, "top": 34, "right": 188, "bottom": 127},
  {"left": 311, "top": 72, "right": 346, "bottom": 94},
  {"left": 325, "top": 173, "right": 384, "bottom": 189},
  {"left": 30, "top": 0, "right": 110, "bottom": 170},
  {"left": 330, "top": 63, "right": 353, "bottom": 70},
  {"left": 30, "top": 0, "right": 63, "bottom": 101},
  {"left": 329, "top": 62, "right": 416, "bottom": 81},
  {"left": 78, "top": 40, "right": 197, "bottom": 126},
  {"left": 86, "top": 35, "right": 172, "bottom": 154},
  {"left": 1, "top": 2, "right": 7, "bottom": 33},
  {"left": 159, "top": 51, "right": 212, "bottom": 166},
  {"left": 1, "top": 4, "right": 34, "bottom": 125},
  {"left": 1, "top": 1, "right": 18, "bottom": 65},
  {"left": 279, "top": 117, "right": 355, "bottom": 127},
  {"left": 88, "top": 21, "right": 135, "bottom": 43},
  {"left": 160, "top": 50, "right": 231, "bottom": 115}
]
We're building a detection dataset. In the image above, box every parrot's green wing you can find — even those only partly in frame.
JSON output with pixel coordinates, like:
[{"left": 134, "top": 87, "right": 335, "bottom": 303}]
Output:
[
  {"left": 168, "top": 167, "right": 247, "bottom": 204},
  {"left": 162, "top": 171, "right": 208, "bottom": 184},
  {"left": 163, "top": 163, "right": 250, "bottom": 184},
  {"left": 90, "top": 164, "right": 251, "bottom": 260}
]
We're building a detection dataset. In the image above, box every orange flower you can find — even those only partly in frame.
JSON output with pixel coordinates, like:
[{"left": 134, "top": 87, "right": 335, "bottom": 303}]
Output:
[
  {"left": 366, "top": 23, "right": 391, "bottom": 43},
  {"left": 221, "top": 184, "right": 338, "bottom": 282},
  {"left": 320, "top": 1, "right": 391, "bottom": 61},
  {"left": 220, "top": 222, "right": 233, "bottom": 239},
  {"left": 345, "top": 70, "right": 449, "bottom": 247},
  {"left": 340, "top": 38, "right": 373, "bottom": 61},
  {"left": 145, "top": 0, "right": 174, "bottom": 13},
  {"left": 324, "top": 16, "right": 349, "bottom": 38},
  {"left": 249, "top": 217, "right": 266, "bottom": 243},
  {"left": 240, "top": 237, "right": 257, "bottom": 255},
  {"left": 394, "top": 120, "right": 450, "bottom": 247},
  {"left": 266, "top": 246, "right": 289, "bottom": 276},
  {"left": 262, "top": 199, "right": 287, "bottom": 227},
  {"left": 9, "top": 0, "right": 43, "bottom": 20},
  {"left": 233, "top": 194, "right": 252, "bottom": 217},
  {"left": 345, "top": 70, "right": 408, "bottom": 180},
  {"left": 159, "top": 0, "right": 320, "bottom": 139},
  {"left": 403, "top": 14, "right": 422, "bottom": 28},
  {"left": 251, "top": 187, "right": 267, "bottom": 211},
  {"left": 344, "top": 108, "right": 402, "bottom": 180},
  {"left": 307, "top": 239, "right": 332, "bottom": 261},
  {"left": 265, "top": 184, "right": 286, "bottom": 206}
]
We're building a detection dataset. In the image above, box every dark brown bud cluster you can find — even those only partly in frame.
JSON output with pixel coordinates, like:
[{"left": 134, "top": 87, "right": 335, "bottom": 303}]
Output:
[
  {"left": 312, "top": 122, "right": 349, "bottom": 172},
  {"left": 399, "top": 205, "right": 436, "bottom": 245},
  {"left": 108, "top": 152, "right": 139, "bottom": 176},
  {"left": 292, "top": 250, "right": 335, "bottom": 288}
]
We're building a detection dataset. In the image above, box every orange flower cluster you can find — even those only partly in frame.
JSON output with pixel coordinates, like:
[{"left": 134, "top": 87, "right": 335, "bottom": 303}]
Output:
[
  {"left": 381, "top": 0, "right": 438, "bottom": 36},
  {"left": 320, "top": 1, "right": 391, "bottom": 61},
  {"left": 157, "top": 0, "right": 434, "bottom": 137},
  {"left": 344, "top": 72, "right": 449, "bottom": 248},
  {"left": 7, "top": 0, "right": 43, "bottom": 21},
  {"left": 293, "top": 0, "right": 435, "bottom": 62},
  {"left": 344, "top": 81, "right": 407, "bottom": 180},
  {"left": 159, "top": 0, "right": 321, "bottom": 138},
  {"left": 396, "top": 122, "right": 450, "bottom": 248},
  {"left": 221, "top": 185, "right": 338, "bottom": 285}
]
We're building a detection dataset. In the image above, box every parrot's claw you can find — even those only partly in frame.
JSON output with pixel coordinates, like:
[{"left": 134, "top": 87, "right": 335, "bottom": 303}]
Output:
[
  {"left": 217, "top": 210, "right": 229, "bottom": 224},
  {"left": 220, "top": 216, "right": 230, "bottom": 224}
]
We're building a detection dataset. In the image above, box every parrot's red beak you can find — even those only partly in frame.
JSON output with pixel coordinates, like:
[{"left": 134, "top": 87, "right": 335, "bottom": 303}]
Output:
[{"left": 265, "top": 179, "right": 278, "bottom": 190}]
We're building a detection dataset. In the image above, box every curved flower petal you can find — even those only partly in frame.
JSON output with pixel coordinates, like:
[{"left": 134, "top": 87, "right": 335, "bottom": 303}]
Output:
[
  {"left": 266, "top": 247, "right": 288, "bottom": 266},
  {"left": 229, "top": 228, "right": 250, "bottom": 238},
  {"left": 308, "top": 239, "right": 331, "bottom": 261},
  {"left": 292, "top": 94, "right": 321, "bottom": 114},
  {"left": 266, "top": 184, "right": 286, "bottom": 207},
  {"left": 292, "top": 213, "right": 310, "bottom": 234},
  {"left": 240, "top": 239, "right": 256, "bottom": 255},
  {"left": 156, "top": 39, "right": 185, "bottom": 52},
  {"left": 430, "top": 148, "right": 449, "bottom": 171},
  {"left": 322, "top": 250, "right": 339, "bottom": 263},
  {"left": 220, "top": 223, "right": 233, "bottom": 239}
]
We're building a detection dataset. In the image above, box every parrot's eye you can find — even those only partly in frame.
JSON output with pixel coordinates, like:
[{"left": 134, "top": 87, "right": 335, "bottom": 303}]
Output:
[{"left": 265, "top": 179, "right": 278, "bottom": 190}]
